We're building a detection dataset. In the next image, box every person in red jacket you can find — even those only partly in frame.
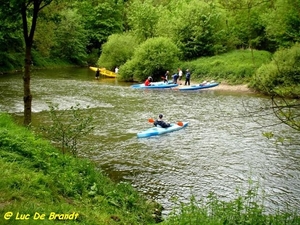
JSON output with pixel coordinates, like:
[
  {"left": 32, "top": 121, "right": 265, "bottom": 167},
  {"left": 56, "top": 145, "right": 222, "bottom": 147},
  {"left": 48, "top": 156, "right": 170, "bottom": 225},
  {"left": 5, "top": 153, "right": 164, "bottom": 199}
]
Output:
[{"left": 144, "top": 76, "right": 152, "bottom": 86}]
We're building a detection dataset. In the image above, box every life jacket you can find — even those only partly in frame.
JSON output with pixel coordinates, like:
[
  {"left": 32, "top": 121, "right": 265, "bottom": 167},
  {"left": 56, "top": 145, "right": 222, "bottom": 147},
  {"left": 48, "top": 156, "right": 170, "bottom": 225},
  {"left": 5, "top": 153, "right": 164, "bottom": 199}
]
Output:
[{"left": 144, "top": 79, "right": 151, "bottom": 86}]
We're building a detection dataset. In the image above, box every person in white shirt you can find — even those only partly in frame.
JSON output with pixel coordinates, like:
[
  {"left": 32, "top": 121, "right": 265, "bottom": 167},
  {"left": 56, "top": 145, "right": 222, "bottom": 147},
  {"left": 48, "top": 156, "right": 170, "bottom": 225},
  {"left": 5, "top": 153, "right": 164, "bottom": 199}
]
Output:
[{"left": 178, "top": 68, "right": 183, "bottom": 85}]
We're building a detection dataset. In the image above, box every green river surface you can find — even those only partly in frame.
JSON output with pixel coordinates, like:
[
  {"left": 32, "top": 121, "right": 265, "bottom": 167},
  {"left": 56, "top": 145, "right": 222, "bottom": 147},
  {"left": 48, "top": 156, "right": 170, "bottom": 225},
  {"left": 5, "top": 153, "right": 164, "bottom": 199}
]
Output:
[{"left": 0, "top": 67, "right": 299, "bottom": 216}]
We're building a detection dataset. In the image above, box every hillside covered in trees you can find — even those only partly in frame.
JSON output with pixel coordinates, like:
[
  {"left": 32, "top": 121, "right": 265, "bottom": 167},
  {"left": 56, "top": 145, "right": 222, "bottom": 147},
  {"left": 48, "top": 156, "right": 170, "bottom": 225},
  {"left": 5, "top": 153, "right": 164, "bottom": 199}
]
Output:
[{"left": 0, "top": 0, "right": 299, "bottom": 96}]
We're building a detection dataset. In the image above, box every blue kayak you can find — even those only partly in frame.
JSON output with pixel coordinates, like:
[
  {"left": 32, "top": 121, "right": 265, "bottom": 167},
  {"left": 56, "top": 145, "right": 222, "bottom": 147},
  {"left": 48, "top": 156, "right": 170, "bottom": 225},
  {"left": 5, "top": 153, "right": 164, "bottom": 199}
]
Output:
[
  {"left": 131, "top": 82, "right": 178, "bottom": 89},
  {"left": 179, "top": 82, "right": 219, "bottom": 91},
  {"left": 137, "top": 122, "right": 188, "bottom": 138}
]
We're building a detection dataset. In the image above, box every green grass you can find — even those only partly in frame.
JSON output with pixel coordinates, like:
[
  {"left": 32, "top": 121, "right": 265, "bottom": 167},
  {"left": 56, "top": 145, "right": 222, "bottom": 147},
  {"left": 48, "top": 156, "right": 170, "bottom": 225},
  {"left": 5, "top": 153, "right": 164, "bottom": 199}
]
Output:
[
  {"left": 1, "top": 113, "right": 299, "bottom": 224},
  {"left": 162, "top": 189, "right": 300, "bottom": 225},
  {"left": 181, "top": 49, "right": 272, "bottom": 84},
  {"left": 0, "top": 113, "right": 159, "bottom": 224}
]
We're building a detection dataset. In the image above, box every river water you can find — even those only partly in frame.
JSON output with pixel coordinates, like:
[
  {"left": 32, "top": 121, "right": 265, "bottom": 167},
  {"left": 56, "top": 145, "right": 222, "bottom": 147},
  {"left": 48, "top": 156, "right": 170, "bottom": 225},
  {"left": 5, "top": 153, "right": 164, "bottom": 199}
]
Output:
[{"left": 0, "top": 68, "right": 299, "bottom": 216}]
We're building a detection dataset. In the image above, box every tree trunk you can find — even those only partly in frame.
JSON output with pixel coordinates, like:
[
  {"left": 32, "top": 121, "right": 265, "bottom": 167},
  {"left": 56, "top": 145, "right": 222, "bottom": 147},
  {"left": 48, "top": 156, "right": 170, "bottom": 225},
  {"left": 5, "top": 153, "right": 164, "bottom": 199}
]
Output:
[{"left": 23, "top": 46, "right": 32, "bottom": 126}]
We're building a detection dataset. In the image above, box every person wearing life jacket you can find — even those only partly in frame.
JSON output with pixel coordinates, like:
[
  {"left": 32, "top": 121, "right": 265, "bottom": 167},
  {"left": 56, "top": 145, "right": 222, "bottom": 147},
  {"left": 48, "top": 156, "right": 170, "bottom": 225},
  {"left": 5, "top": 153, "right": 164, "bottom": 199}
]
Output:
[
  {"left": 154, "top": 114, "right": 171, "bottom": 128},
  {"left": 144, "top": 76, "right": 152, "bottom": 86}
]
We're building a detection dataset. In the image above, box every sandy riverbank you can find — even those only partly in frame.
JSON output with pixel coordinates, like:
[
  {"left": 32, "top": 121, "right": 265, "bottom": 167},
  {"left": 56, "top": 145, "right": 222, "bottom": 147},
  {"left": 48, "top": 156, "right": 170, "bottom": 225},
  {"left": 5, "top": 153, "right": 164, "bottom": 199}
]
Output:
[
  {"left": 184, "top": 81, "right": 255, "bottom": 93},
  {"left": 211, "top": 83, "right": 254, "bottom": 93}
]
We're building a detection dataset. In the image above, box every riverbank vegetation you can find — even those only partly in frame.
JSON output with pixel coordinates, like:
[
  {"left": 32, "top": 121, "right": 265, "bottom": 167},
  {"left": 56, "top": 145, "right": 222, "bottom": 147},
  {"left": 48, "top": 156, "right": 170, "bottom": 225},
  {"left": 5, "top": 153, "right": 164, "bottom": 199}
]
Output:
[
  {"left": 1, "top": 0, "right": 299, "bottom": 97},
  {"left": 0, "top": 113, "right": 160, "bottom": 224},
  {"left": 1, "top": 0, "right": 300, "bottom": 223},
  {"left": 163, "top": 190, "right": 300, "bottom": 225},
  {"left": 1, "top": 114, "right": 300, "bottom": 224}
]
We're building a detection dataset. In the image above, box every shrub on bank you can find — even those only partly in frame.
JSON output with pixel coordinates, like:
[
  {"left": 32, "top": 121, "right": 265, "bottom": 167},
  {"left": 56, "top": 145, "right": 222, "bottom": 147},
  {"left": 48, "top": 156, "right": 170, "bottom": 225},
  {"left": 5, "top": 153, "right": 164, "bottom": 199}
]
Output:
[
  {"left": 119, "top": 37, "right": 180, "bottom": 82},
  {"left": 97, "top": 33, "right": 140, "bottom": 71},
  {"left": 250, "top": 43, "right": 300, "bottom": 97}
]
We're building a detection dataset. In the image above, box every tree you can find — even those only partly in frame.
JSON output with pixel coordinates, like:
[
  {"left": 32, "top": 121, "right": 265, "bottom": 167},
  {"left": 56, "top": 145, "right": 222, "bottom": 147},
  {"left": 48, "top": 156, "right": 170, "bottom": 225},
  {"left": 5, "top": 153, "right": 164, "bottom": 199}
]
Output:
[
  {"left": 51, "top": 8, "right": 88, "bottom": 65},
  {"left": 0, "top": 2, "right": 24, "bottom": 71},
  {"left": 22, "top": 0, "right": 54, "bottom": 126},
  {"left": 219, "top": 0, "right": 274, "bottom": 51},
  {"left": 97, "top": 33, "right": 139, "bottom": 70},
  {"left": 75, "top": 0, "right": 124, "bottom": 64},
  {"left": 262, "top": 0, "right": 300, "bottom": 48},
  {"left": 172, "top": 0, "right": 226, "bottom": 59},
  {"left": 0, "top": 0, "right": 54, "bottom": 126},
  {"left": 250, "top": 43, "right": 300, "bottom": 97},
  {"left": 126, "top": 0, "right": 161, "bottom": 41},
  {"left": 119, "top": 37, "right": 180, "bottom": 81}
]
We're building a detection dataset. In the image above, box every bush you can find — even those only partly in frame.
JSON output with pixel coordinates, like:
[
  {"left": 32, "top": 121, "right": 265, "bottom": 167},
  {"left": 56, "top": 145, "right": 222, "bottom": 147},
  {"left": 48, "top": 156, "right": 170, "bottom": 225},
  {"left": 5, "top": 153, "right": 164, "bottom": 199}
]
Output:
[
  {"left": 40, "top": 103, "right": 94, "bottom": 156},
  {"left": 97, "top": 33, "right": 140, "bottom": 71},
  {"left": 119, "top": 37, "right": 180, "bottom": 82},
  {"left": 250, "top": 43, "right": 300, "bottom": 97}
]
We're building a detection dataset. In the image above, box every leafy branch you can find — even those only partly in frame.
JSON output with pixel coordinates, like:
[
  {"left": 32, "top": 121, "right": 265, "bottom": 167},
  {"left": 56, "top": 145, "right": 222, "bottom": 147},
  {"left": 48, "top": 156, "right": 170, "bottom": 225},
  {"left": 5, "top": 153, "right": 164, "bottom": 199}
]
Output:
[{"left": 41, "top": 103, "right": 95, "bottom": 156}]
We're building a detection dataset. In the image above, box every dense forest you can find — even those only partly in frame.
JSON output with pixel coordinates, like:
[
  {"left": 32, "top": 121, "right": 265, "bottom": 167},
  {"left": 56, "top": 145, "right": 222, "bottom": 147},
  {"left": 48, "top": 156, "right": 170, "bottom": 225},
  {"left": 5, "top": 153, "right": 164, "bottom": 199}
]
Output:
[{"left": 0, "top": 0, "right": 299, "bottom": 96}]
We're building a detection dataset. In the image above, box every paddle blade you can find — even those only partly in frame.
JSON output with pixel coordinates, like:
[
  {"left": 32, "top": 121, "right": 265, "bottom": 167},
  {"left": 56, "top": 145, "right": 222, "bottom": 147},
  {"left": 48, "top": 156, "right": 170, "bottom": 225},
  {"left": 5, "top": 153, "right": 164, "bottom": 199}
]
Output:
[
  {"left": 148, "top": 118, "right": 155, "bottom": 123},
  {"left": 177, "top": 121, "right": 183, "bottom": 126}
]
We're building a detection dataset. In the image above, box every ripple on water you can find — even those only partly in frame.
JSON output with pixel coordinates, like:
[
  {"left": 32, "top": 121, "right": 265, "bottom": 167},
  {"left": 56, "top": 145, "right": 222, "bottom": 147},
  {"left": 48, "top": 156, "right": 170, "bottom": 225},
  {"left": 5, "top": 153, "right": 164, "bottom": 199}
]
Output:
[{"left": 1, "top": 69, "right": 299, "bottom": 217}]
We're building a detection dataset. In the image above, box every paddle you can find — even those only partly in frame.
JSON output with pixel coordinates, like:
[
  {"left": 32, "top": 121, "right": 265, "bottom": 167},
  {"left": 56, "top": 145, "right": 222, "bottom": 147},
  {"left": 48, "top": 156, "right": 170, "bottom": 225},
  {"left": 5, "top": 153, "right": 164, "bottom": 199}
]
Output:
[{"left": 148, "top": 118, "right": 183, "bottom": 126}]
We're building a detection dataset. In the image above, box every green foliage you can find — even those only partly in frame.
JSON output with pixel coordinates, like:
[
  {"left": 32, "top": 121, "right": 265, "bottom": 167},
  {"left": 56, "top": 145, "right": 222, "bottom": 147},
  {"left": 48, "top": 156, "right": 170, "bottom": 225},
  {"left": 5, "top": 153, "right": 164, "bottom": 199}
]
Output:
[
  {"left": 250, "top": 43, "right": 300, "bottom": 97},
  {"left": 40, "top": 103, "right": 94, "bottom": 156},
  {"left": 119, "top": 37, "right": 180, "bottom": 81},
  {"left": 0, "top": 6, "right": 24, "bottom": 72},
  {"left": 262, "top": 0, "right": 300, "bottom": 48},
  {"left": 271, "top": 97, "right": 300, "bottom": 133},
  {"left": 75, "top": 0, "right": 124, "bottom": 64},
  {"left": 181, "top": 49, "right": 272, "bottom": 84},
  {"left": 163, "top": 184, "right": 300, "bottom": 225},
  {"left": 220, "top": 0, "right": 274, "bottom": 51},
  {"left": 51, "top": 9, "right": 88, "bottom": 65},
  {"left": 154, "top": 2, "right": 178, "bottom": 40},
  {"left": 174, "top": 0, "right": 227, "bottom": 59},
  {"left": 34, "top": 8, "right": 56, "bottom": 58},
  {"left": 97, "top": 33, "right": 139, "bottom": 70},
  {"left": 127, "top": 0, "right": 161, "bottom": 41},
  {"left": 0, "top": 113, "right": 158, "bottom": 224}
]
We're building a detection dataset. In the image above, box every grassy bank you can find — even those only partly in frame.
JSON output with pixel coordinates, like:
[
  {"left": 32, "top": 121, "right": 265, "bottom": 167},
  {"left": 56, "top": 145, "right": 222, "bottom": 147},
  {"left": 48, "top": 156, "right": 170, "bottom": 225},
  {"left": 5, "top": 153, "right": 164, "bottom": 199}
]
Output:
[
  {"left": 1, "top": 113, "right": 300, "bottom": 225},
  {"left": 181, "top": 50, "right": 272, "bottom": 84},
  {"left": 0, "top": 113, "right": 159, "bottom": 225}
]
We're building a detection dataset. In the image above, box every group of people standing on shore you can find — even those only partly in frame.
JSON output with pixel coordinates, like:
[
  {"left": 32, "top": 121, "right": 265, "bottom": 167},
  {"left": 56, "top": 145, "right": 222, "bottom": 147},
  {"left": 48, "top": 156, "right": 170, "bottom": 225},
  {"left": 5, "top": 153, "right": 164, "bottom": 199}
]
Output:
[
  {"left": 169, "top": 68, "right": 191, "bottom": 85},
  {"left": 147, "top": 68, "right": 191, "bottom": 86}
]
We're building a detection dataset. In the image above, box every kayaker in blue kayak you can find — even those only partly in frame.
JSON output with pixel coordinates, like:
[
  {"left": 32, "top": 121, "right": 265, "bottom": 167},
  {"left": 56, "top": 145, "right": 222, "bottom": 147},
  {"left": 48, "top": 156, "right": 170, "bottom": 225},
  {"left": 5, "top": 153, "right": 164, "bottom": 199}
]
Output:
[{"left": 154, "top": 114, "right": 171, "bottom": 128}]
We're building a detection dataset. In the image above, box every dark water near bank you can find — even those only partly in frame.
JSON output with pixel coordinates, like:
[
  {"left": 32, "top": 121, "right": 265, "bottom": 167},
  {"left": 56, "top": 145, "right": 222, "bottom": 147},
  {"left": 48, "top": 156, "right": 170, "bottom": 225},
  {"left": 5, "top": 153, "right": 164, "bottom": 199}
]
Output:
[{"left": 0, "top": 68, "right": 299, "bottom": 216}]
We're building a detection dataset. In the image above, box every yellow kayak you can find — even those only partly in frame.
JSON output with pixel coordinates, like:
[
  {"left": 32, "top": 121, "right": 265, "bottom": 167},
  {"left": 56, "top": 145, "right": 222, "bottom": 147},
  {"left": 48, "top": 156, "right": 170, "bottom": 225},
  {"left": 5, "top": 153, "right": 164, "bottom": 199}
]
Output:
[{"left": 89, "top": 66, "right": 117, "bottom": 78}]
